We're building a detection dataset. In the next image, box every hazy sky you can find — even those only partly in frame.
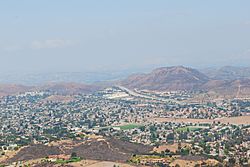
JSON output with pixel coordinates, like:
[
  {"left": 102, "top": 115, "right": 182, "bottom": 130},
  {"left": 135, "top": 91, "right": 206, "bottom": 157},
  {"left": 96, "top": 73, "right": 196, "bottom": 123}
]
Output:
[{"left": 0, "top": 0, "right": 250, "bottom": 73}]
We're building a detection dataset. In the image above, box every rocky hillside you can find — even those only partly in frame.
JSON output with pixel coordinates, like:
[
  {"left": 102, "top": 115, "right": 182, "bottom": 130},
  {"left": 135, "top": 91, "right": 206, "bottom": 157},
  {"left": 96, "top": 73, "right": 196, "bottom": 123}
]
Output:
[{"left": 121, "top": 66, "right": 209, "bottom": 91}]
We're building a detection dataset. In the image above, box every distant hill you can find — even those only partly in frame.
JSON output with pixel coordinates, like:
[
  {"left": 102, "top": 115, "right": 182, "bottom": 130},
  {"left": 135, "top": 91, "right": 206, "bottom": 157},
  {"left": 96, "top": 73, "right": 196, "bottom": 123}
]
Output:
[
  {"left": 201, "top": 66, "right": 250, "bottom": 80},
  {"left": 120, "top": 65, "right": 250, "bottom": 97},
  {"left": 37, "top": 82, "right": 104, "bottom": 95},
  {"left": 0, "top": 82, "right": 104, "bottom": 97},
  {"left": 121, "top": 66, "right": 209, "bottom": 91},
  {"left": 0, "top": 84, "right": 33, "bottom": 97}
]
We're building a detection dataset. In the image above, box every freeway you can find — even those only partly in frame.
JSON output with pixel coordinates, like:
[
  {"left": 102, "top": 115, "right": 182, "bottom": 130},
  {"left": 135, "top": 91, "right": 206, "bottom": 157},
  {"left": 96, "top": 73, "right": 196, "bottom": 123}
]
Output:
[{"left": 116, "top": 85, "right": 183, "bottom": 104}]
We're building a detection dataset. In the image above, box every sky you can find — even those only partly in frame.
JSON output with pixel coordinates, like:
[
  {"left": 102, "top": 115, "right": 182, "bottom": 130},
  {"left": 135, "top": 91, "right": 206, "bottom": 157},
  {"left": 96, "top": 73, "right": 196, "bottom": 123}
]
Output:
[{"left": 0, "top": 0, "right": 250, "bottom": 73}]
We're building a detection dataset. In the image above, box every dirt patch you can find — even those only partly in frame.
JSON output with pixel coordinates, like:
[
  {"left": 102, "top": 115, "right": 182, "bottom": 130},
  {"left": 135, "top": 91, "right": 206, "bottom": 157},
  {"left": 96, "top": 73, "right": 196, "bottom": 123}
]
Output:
[
  {"left": 170, "top": 157, "right": 219, "bottom": 167},
  {"left": 153, "top": 143, "right": 190, "bottom": 153},
  {"left": 151, "top": 117, "right": 214, "bottom": 124},
  {"left": 151, "top": 116, "right": 250, "bottom": 125},
  {"left": 69, "top": 160, "right": 136, "bottom": 167},
  {"left": 216, "top": 116, "right": 250, "bottom": 125},
  {"left": 32, "top": 160, "right": 136, "bottom": 167}
]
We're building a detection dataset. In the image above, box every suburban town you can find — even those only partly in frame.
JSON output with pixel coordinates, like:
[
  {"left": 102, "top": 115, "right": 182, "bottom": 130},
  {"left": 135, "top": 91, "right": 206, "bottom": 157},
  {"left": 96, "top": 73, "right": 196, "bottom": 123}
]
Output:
[{"left": 0, "top": 87, "right": 250, "bottom": 166}]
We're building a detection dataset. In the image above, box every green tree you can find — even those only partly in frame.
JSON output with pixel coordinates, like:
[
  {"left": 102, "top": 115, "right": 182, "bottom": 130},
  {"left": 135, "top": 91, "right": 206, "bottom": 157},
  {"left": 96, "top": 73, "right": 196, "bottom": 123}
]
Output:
[{"left": 71, "top": 152, "right": 77, "bottom": 158}]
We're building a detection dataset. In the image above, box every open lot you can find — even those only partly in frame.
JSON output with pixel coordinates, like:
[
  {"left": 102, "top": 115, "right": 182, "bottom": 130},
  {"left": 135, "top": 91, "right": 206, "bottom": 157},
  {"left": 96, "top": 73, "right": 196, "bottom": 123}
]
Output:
[
  {"left": 153, "top": 143, "right": 191, "bottom": 153},
  {"left": 151, "top": 116, "right": 250, "bottom": 125},
  {"left": 217, "top": 116, "right": 250, "bottom": 125},
  {"left": 69, "top": 160, "right": 136, "bottom": 167}
]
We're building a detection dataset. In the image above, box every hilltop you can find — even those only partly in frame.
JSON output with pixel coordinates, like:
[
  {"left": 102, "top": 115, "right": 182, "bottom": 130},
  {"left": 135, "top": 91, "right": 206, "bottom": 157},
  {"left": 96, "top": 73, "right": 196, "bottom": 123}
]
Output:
[{"left": 121, "top": 66, "right": 209, "bottom": 91}]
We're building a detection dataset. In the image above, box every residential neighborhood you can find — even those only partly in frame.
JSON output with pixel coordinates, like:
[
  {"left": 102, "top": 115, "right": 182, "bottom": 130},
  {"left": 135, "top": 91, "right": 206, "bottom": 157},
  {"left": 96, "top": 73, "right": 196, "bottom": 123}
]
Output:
[{"left": 1, "top": 87, "right": 250, "bottom": 166}]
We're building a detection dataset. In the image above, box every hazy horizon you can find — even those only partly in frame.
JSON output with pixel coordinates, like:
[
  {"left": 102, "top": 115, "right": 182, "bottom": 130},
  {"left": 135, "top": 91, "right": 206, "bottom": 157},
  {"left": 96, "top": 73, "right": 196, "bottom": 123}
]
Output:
[{"left": 1, "top": 0, "right": 250, "bottom": 73}]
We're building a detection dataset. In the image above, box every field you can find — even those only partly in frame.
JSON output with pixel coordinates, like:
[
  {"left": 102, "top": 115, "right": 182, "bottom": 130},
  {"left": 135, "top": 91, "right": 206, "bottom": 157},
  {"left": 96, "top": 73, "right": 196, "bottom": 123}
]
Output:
[
  {"left": 150, "top": 118, "right": 214, "bottom": 124},
  {"left": 115, "top": 124, "right": 143, "bottom": 130},
  {"left": 218, "top": 116, "right": 250, "bottom": 125},
  {"left": 169, "top": 158, "right": 219, "bottom": 167},
  {"left": 151, "top": 116, "right": 250, "bottom": 125}
]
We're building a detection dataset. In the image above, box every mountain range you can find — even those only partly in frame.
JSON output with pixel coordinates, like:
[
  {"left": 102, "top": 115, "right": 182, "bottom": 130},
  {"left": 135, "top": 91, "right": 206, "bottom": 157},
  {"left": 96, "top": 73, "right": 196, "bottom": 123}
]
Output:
[
  {"left": 121, "top": 66, "right": 250, "bottom": 98},
  {"left": 1, "top": 66, "right": 250, "bottom": 97}
]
